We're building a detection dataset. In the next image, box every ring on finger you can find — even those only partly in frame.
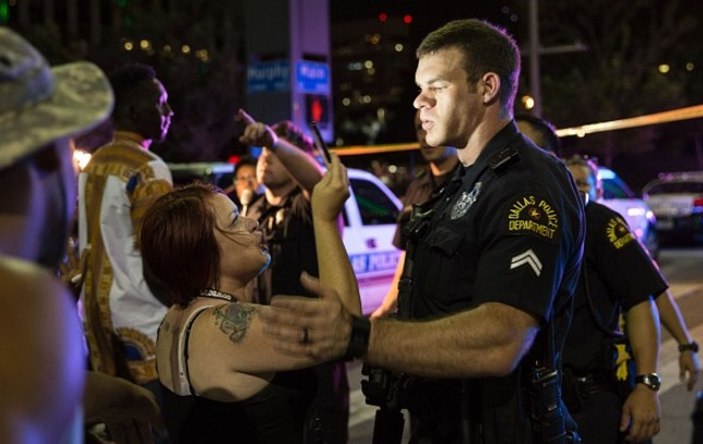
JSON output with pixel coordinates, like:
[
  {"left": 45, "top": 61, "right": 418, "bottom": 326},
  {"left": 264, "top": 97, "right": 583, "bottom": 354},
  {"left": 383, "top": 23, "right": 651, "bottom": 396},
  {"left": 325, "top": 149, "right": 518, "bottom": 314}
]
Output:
[{"left": 300, "top": 328, "right": 310, "bottom": 344}]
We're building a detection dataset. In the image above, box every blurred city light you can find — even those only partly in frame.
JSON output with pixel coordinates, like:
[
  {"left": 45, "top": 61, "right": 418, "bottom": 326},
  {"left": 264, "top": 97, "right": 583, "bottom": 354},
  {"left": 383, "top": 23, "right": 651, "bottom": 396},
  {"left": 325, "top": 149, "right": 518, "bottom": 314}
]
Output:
[
  {"left": 73, "top": 150, "right": 92, "bottom": 172},
  {"left": 521, "top": 95, "right": 535, "bottom": 110},
  {"left": 0, "top": 0, "right": 9, "bottom": 23},
  {"left": 658, "top": 64, "right": 670, "bottom": 74},
  {"left": 195, "top": 49, "right": 209, "bottom": 62}
]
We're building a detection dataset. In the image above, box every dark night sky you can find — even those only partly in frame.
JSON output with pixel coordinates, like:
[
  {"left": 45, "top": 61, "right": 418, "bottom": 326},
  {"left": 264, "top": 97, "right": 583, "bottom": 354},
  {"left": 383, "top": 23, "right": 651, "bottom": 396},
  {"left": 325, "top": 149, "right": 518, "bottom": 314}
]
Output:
[{"left": 331, "top": 1, "right": 524, "bottom": 47}]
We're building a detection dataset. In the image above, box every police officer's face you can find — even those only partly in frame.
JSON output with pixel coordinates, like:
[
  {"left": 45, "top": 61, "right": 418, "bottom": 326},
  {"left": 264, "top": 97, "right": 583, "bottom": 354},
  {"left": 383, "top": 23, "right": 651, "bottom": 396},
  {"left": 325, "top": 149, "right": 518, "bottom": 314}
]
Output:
[
  {"left": 413, "top": 47, "right": 483, "bottom": 151},
  {"left": 567, "top": 164, "right": 599, "bottom": 202}
]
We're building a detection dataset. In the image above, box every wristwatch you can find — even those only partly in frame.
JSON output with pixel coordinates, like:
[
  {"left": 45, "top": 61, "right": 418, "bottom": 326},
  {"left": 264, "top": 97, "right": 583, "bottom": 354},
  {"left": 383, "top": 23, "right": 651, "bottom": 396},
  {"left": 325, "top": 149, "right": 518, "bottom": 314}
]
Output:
[
  {"left": 678, "top": 341, "right": 699, "bottom": 353},
  {"left": 343, "top": 316, "right": 371, "bottom": 361},
  {"left": 635, "top": 373, "right": 661, "bottom": 391}
]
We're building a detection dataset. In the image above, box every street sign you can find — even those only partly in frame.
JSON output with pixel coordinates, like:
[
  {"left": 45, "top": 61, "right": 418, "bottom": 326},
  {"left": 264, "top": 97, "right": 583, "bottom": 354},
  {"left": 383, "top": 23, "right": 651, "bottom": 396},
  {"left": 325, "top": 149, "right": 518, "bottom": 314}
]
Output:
[
  {"left": 295, "top": 60, "right": 330, "bottom": 94},
  {"left": 247, "top": 60, "right": 290, "bottom": 93}
]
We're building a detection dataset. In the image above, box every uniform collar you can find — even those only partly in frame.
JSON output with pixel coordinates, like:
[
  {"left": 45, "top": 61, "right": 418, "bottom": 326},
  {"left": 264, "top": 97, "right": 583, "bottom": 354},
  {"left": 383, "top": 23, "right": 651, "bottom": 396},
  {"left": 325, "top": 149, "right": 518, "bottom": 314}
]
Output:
[
  {"left": 457, "top": 120, "right": 521, "bottom": 186},
  {"left": 113, "top": 130, "right": 147, "bottom": 149}
]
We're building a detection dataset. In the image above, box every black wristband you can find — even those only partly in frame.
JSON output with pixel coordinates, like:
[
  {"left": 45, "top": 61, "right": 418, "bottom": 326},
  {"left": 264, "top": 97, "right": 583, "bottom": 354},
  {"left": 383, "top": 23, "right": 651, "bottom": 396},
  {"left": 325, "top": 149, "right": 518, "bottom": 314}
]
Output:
[
  {"left": 679, "top": 341, "right": 699, "bottom": 353},
  {"left": 343, "top": 316, "right": 371, "bottom": 361}
]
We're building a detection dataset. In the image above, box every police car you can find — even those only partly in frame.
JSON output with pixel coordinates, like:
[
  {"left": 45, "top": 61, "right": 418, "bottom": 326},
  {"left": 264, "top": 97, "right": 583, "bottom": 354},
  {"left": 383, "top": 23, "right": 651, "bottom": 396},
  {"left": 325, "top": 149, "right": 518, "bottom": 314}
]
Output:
[
  {"left": 599, "top": 167, "right": 659, "bottom": 257},
  {"left": 168, "top": 163, "right": 402, "bottom": 314},
  {"left": 343, "top": 168, "right": 402, "bottom": 314},
  {"left": 642, "top": 171, "right": 703, "bottom": 243}
]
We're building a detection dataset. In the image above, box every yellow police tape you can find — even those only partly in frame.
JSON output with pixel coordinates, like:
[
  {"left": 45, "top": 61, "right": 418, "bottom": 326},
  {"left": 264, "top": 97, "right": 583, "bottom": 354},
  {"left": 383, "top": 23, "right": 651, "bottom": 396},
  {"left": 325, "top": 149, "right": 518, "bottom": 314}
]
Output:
[{"left": 331, "top": 103, "right": 703, "bottom": 156}]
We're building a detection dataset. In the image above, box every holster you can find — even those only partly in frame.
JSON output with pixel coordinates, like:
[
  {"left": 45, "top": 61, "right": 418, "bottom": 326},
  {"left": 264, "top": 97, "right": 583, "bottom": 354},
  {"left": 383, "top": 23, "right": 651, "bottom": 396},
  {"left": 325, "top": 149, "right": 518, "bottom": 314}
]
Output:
[{"left": 562, "top": 368, "right": 617, "bottom": 414}]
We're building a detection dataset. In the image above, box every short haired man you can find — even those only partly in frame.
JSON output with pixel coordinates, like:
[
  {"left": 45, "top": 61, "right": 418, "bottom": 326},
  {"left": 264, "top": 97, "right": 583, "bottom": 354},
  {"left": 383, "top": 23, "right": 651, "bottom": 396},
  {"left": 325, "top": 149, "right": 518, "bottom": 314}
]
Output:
[
  {"left": 260, "top": 19, "right": 585, "bottom": 443},
  {"left": 238, "top": 110, "right": 350, "bottom": 443},
  {"left": 232, "top": 154, "right": 262, "bottom": 214},
  {"left": 371, "top": 109, "right": 459, "bottom": 319},
  {"left": 79, "top": 63, "right": 174, "bottom": 390},
  {"left": 519, "top": 115, "right": 700, "bottom": 442},
  {"left": 515, "top": 113, "right": 562, "bottom": 157}
]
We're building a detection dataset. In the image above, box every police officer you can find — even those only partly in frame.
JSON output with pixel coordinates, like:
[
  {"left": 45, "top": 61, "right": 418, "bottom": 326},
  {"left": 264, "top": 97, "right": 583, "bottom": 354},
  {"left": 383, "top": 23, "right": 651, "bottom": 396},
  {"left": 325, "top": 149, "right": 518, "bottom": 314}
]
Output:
[
  {"left": 371, "top": 109, "right": 460, "bottom": 319},
  {"left": 563, "top": 155, "right": 662, "bottom": 443},
  {"left": 519, "top": 115, "right": 700, "bottom": 443},
  {"left": 259, "top": 19, "right": 585, "bottom": 443}
]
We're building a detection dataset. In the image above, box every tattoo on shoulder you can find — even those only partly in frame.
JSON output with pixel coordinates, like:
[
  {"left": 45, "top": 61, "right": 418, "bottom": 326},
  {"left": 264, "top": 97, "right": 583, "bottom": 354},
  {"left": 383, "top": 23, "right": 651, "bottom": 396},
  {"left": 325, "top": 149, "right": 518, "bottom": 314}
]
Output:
[{"left": 212, "top": 303, "right": 256, "bottom": 343}]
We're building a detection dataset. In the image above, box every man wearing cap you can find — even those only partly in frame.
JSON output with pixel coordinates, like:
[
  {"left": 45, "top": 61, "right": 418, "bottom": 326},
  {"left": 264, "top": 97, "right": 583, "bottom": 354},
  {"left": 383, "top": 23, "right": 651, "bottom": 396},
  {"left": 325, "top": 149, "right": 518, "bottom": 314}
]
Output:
[
  {"left": 78, "top": 63, "right": 174, "bottom": 395},
  {"left": 0, "top": 27, "right": 164, "bottom": 443}
]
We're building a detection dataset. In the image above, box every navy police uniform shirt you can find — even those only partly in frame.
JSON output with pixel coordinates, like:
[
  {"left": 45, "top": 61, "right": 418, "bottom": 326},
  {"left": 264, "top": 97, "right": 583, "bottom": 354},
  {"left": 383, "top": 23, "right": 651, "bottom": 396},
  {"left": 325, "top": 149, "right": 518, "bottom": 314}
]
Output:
[
  {"left": 404, "top": 121, "right": 585, "bottom": 443},
  {"left": 563, "top": 201, "right": 668, "bottom": 373},
  {"left": 392, "top": 163, "right": 460, "bottom": 249},
  {"left": 410, "top": 121, "right": 584, "bottom": 324}
]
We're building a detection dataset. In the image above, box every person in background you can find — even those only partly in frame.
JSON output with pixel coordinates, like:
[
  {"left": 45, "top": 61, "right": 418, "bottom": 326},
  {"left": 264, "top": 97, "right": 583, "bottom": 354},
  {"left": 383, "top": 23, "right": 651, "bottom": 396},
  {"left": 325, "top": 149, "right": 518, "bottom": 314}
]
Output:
[
  {"left": 515, "top": 113, "right": 562, "bottom": 157},
  {"left": 141, "top": 155, "right": 358, "bottom": 443},
  {"left": 518, "top": 115, "right": 700, "bottom": 443},
  {"left": 238, "top": 109, "right": 350, "bottom": 443},
  {"left": 517, "top": 114, "right": 700, "bottom": 390},
  {"left": 562, "top": 154, "right": 662, "bottom": 443},
  {"left": 259, "top": 19, "right": 585, "bottom": 443},
  {"left": 78, "top": 63, "right": 174, "bottom": 420},
  {"left": 232, "top": 154, "right": 262, "bottom": 215},
  {"left": 371, "top": 109, "right": 460, "bottom": 319},
  {"left": 0, "top": 27, "right": 163, "bottom": 444}
]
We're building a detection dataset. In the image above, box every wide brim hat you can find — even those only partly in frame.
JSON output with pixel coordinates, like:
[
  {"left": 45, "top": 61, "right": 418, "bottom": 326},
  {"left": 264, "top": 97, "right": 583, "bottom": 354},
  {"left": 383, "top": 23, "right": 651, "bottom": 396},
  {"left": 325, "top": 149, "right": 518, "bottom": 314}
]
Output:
[{"left": 0, "top": 27, "right": 114, "bottom": 170}]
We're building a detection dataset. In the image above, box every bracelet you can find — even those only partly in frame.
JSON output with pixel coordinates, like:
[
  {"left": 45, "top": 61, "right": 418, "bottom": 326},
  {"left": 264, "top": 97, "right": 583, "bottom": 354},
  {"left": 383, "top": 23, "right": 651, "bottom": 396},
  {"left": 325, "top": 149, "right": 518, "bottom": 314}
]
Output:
[
  {"left": 678, "top": 341, "right": 699, "bottom": 353},
  {"left": 343, "top": 316, "right": 371, "bottom": 361}
]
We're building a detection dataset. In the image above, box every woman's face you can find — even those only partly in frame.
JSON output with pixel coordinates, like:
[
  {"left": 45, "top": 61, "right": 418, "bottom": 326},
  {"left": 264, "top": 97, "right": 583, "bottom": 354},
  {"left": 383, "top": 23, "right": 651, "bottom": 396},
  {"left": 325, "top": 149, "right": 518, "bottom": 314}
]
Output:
[{"left": 209, "top": 193, "right": 270, "bottom": 283}]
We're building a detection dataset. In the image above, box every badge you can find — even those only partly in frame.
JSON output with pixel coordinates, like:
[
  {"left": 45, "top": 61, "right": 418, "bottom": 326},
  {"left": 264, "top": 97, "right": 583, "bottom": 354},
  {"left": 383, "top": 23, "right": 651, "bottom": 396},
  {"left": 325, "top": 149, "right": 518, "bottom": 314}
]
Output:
[
  {"left": 506, "top": 194, "right": 559, "bottom": 241},
  {"left": 606, "top": 216, "right": 634, "bottom": 249},
  {"left": 450, "top": 182, "right": 482, "bottom": 220}
]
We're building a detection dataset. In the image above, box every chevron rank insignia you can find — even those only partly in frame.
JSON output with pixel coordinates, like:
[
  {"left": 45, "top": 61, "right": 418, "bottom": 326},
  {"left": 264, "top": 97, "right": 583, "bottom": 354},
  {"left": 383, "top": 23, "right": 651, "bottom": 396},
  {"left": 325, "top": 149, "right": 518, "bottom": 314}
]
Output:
[
  {"left": 510, "top": 249, "right": 542, "bottom": 276},
  {"left": 507, "top": 194, "right": 559, "bottom": 241},
  {"left": 606, "top": 216, "right": 635, "bottom": 249}
]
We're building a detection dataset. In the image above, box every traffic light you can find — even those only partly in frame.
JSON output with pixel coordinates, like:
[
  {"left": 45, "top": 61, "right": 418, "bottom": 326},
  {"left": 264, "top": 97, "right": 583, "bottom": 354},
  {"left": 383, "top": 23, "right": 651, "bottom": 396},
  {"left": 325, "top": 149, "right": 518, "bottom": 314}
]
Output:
[{"left": 305, "top": 94, "right": 330, "bottom": 128}]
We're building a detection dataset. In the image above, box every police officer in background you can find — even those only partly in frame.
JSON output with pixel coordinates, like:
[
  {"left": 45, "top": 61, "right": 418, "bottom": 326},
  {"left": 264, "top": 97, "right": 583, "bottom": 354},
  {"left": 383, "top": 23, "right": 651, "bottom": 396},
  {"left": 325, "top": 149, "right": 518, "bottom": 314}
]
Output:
[
  {"left": 371, "top": 109, "right": 460, "bottom": 319},
  {"left": 562, "top": 155, "right": 661, "bottom": 443},
  {"left": 260, "top": 19, "right": 585, "bottom": 443},
  {"left": 518, "top": 115, "right": 700, "bottom": 443}
]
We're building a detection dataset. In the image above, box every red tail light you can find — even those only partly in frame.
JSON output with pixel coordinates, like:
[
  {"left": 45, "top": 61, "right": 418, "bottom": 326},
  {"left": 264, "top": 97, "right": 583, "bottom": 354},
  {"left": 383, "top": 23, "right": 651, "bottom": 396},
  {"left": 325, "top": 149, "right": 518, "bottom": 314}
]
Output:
[{"left": 693, "top": 197, "right": 703, "bottom": 208}]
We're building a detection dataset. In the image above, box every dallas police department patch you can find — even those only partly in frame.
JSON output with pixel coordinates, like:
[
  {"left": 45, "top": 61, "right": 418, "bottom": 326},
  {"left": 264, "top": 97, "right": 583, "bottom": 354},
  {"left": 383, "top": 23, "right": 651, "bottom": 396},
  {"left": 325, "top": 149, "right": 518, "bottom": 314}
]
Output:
[
  {"left": 606, "top": 216, "right": 634, "bottom": 249},
  {"left": 507, "top": 194, "right": 559, "bottom": 240},
  {"left": 450, "top": 182, "right": 482, "bottom": 220}
]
